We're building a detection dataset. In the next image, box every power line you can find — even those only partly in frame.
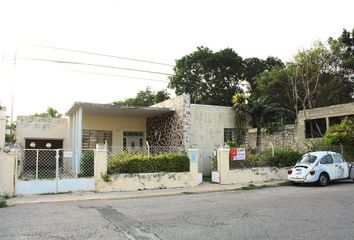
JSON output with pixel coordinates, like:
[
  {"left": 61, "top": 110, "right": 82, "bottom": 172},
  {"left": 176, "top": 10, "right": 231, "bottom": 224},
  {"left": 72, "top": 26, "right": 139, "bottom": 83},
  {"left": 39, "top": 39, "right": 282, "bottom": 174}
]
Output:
[
  {"left": 18, "top": 57, "right": 173, "bottom": 76},
  {"left": 67, "top": 69, "right": 169, "bottom": 83},
  {"left": 26, "top": 43, "right": 175, "bottom": 67}
]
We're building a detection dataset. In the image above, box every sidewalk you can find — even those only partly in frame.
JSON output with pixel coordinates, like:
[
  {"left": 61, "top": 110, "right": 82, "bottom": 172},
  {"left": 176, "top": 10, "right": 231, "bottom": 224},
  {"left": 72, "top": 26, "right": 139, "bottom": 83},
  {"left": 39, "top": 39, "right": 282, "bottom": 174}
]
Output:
[{"left": 7, "top": 180, "right": 286, "bottom": 206}]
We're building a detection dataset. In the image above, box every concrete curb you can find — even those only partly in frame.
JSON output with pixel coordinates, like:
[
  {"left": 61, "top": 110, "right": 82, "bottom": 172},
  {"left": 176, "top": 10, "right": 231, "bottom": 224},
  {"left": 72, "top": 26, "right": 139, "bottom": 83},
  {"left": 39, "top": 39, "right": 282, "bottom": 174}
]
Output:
[{"left": 8, "top": 180, "right": 287, "bottom": 206}]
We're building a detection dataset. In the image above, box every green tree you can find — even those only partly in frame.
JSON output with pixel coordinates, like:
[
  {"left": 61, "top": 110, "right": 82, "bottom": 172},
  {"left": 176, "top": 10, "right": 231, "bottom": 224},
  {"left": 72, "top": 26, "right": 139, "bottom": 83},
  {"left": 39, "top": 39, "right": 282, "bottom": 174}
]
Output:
[
  {"left": 231, "top": 93, "right": 248, "bottom": 145},
  {"left": 247, "top": 97, "right": 276, "bottom": 151},
  {"left": 169, "top": 47, "right": 243, "bottom": 106},
  {"left": 242, "top": 56, "right": 284, "bottom": 91},
  {"left": 34, "top": 107, "right": 62, "bottom": 118},
  {"left": 5, "top": 117, "right": 16, "bottom": 143},
  {"left": 113, "top": 87, "right": 170, "bottom": 106}
]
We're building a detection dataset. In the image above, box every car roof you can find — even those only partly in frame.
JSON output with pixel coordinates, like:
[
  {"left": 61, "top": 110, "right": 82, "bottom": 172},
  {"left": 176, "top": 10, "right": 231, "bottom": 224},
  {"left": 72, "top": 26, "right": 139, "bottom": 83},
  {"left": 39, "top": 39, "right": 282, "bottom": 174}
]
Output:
[{"left": 304, "top": 151, "right": 339, "bottom": 158}]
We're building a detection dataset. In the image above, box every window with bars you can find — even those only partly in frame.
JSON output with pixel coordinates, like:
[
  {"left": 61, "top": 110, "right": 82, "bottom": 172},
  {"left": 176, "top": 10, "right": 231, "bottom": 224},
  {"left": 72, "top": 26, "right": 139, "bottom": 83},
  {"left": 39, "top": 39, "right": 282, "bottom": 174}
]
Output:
[
  {"left": 224, "top": 128, "right": 236, "bottom": 142},
  {"left": 82, "top": 130, "right": 112, "bottom": 148}
]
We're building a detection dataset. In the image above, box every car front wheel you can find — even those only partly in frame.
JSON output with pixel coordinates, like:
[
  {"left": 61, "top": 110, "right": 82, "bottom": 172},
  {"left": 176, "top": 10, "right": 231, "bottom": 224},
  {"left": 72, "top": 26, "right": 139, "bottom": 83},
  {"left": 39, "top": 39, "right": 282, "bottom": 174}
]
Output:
[{"left": 318, "top": 173, "right": 329, "bottom": 187}]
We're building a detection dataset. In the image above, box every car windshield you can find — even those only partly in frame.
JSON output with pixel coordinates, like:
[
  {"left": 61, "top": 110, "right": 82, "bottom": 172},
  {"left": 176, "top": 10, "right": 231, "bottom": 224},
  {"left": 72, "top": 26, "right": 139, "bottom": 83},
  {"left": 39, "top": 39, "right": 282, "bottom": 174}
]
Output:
[{"left": 297, "top": 154, "right": 317, "bottom": 164}]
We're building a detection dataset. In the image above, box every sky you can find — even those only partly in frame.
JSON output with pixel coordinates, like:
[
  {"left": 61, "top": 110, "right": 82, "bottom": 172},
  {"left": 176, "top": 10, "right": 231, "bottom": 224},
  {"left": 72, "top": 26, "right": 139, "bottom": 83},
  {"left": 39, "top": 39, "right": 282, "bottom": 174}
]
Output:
[{"left": 0, "top": 0, "right": 353, "bottom": 119}]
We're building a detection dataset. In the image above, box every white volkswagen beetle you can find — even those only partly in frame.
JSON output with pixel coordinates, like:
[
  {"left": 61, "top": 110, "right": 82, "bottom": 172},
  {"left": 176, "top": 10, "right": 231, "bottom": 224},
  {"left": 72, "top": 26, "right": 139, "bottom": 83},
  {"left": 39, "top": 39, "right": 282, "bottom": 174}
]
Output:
[{"left": 288, "top": 151, "right": 354, "bottom": 186}]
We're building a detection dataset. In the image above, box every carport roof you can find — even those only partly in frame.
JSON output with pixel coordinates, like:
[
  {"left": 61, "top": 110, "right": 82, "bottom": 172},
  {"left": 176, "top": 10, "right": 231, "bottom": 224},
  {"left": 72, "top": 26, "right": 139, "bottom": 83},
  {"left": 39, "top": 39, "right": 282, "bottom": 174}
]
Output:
[{"left": 66, "top": 102, "right": 175, "bottom": 118}]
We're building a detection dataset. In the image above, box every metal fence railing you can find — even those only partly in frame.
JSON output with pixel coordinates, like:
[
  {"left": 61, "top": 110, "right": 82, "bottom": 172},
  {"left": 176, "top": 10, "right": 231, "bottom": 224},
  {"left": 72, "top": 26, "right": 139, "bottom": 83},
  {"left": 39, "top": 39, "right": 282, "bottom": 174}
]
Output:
[
  {"left": 16, "top": 149, "right": 95, "bottom": 181},
  {"left": 309, "top": 145, "right": 354, "bottom": 163}
]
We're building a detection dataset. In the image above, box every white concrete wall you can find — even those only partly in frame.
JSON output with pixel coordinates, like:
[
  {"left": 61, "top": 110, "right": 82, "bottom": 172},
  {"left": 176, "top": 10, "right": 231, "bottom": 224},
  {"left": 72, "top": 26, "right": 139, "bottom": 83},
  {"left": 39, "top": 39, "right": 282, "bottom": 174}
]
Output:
[
  {"left": 189, "top": 104, "right": 235, "bottom": 175},
  {"left": 16, "top": 116, "right": 69, "bottom": 148},
  {"left": 0, "top": 108, "right": 6, "bottom": 147},
  {"left": 226, "top": 167, "right": 288, "bottom": 184},
  {"left": 0, "top": 152, "right": 16, "bottom": 196},
  {"left": 96, "top": 172, "right": 196, "bottom": 192}
]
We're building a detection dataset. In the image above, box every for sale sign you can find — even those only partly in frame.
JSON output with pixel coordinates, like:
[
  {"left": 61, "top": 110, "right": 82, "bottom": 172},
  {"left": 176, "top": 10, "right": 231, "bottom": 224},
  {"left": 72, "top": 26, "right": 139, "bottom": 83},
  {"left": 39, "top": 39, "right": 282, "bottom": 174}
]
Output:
[{"left": 230, "top": 148, "right": 246, "bottom": 161}]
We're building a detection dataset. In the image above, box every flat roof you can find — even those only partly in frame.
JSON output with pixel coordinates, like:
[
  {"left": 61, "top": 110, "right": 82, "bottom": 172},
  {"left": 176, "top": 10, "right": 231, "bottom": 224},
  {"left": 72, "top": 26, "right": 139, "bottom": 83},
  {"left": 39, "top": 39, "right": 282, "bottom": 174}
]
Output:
[{"left": 66, "top": 102, "right": 175, "bottom": 118}]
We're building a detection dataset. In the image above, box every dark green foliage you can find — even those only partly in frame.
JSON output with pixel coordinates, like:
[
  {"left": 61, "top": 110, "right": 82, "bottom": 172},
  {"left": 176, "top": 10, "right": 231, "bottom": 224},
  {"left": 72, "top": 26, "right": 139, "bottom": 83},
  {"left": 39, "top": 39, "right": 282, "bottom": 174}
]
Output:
[
  {"left": 107, "top": 153, "right": 190, "bottom": 174},
  {"left": 169, "top": 47, "right": 243, "bottom": 106},
  {"left": 79, "top": 150, "right": 95, "bottom": 177},
  {"left": 311, "top": 119, "right": 354, "bottom": 161},
  {"left": 257, "top": 148, "right": 303, "bottom": 167},
  {"left": 113, "top": 87, "right": 170, "bottom": 106},
  {"left": 34, "top": 107, "right": 62, "bottom": 118}
]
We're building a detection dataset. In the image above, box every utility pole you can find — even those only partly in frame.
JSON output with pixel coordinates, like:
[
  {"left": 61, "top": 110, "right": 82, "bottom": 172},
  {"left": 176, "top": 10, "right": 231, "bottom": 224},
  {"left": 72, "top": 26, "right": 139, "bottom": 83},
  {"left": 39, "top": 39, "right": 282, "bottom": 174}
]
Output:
[{"left": 10, "top": 53, "right": 16, "bottom": 145}]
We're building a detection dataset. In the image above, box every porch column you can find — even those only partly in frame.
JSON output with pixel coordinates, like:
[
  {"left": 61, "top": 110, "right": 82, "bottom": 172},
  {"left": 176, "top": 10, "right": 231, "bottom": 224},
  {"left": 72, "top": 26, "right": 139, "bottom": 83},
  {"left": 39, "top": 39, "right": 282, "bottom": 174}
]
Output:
[{"left": 77, "top": 107, "right": 83, "bottom": 151}]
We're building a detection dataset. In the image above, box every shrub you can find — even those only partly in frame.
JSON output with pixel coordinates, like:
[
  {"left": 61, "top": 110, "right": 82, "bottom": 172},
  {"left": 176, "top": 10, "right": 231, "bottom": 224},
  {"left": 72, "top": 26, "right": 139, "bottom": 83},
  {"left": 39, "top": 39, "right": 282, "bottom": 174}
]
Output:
[
  {"left": 107, "top": 153, "right": 190, "bottom": 174},
  {"left": 257, "top": 148, "right": 302, "bottom": 167},
  {"left": 79, "top": 150, "right": 95, "bottom": 177}
]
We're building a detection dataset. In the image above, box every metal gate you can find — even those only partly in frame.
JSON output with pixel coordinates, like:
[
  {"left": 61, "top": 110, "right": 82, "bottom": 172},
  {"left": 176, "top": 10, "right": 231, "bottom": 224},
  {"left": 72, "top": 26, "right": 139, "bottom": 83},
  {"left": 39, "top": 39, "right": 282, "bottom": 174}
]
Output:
[{"left": 15, "top": 149, "right": 95, "bottom": 195}]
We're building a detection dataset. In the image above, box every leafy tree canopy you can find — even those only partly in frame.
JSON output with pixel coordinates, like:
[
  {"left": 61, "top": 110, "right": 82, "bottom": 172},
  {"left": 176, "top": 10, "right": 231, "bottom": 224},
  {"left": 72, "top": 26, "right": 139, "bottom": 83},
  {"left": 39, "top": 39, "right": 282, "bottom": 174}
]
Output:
[
  {"left": 34, "top": 107, "right": 62, "bottom": 118},
  {"left": 169, "top": 47, "right": 244, "bottom": 106},
  {"left": 113, "top": 87, "right": 170, "bottom": 107}
]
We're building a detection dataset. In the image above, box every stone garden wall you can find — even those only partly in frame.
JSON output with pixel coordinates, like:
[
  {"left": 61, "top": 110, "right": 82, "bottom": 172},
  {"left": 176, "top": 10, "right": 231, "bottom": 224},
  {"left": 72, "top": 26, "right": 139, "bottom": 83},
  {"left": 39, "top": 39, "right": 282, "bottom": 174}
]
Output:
[{"left": 246, "top": 125, "right": 296, "bottom": 150}]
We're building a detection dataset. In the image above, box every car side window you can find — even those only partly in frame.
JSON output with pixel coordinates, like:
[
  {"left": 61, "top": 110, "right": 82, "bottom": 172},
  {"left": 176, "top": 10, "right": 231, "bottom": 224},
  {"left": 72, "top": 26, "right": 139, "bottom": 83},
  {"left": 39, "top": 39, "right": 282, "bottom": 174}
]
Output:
[
  {"left": 333, "top": 154, "right": 343, "bottom": 164},
  {"left": 320, "top": 155, "right": 334, "bottom": 165}
]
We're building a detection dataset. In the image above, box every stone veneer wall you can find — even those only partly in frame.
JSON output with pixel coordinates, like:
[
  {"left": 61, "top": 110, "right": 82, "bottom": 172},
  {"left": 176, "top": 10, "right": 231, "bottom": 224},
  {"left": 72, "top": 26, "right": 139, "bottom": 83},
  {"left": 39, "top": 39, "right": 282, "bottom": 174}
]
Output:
[
  {"left": 146, "top": 94, "right": 190, "bottom": 146},
  {"left": 246, "top": 125, "right": 296, "bottom": 150}
]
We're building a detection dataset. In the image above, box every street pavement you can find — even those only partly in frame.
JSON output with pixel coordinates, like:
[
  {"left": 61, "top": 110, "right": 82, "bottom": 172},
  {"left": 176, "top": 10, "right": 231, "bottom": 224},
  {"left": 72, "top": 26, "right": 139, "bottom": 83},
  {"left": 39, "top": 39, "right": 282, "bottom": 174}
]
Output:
[{"left": 1, "top": 181, "right": 354, "bottom": 240}]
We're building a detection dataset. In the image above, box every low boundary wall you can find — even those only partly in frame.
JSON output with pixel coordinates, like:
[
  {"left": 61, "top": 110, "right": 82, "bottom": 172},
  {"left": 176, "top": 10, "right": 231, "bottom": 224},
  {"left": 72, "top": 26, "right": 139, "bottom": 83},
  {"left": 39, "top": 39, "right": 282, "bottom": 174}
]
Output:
[
  {"left": 94, "top": 147, "right": 201, "bottom": 192},
  {"left": 215, "top": 148, "right": 288, "bottom": 184},
  {"left": 97, "top": 172, "right": 196, "bottom": 192}
]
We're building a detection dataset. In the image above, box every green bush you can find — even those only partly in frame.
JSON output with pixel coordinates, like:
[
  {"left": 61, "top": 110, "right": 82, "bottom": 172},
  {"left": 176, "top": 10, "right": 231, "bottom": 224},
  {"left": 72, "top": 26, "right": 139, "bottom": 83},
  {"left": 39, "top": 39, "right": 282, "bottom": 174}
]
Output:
[
  {"left": 79, "top": 150, "right": 94, "bottom": 177},
  {"left": 257, "top": 148, "right": 302, "bottom": 167},
  {"left": 107, "top": 153, "right": 190, "bottom": 174}
]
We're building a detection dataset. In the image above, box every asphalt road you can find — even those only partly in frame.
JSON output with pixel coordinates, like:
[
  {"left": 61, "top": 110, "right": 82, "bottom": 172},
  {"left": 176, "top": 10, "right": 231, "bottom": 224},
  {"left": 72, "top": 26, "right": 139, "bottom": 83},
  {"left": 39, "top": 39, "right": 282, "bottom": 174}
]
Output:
[{"left": 1, "top": 181, "right": 354, "bottom": 240}]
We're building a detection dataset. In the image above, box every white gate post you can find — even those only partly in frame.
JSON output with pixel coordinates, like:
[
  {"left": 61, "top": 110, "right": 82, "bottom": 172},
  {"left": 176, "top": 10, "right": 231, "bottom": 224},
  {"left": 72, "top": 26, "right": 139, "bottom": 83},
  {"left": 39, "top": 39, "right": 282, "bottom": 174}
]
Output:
[
  {"left": 188, "top": 148, "right": 201, "bottom": 186},
  {"left": 217, "top": 147, "right": 230, "bottom": 184},
  {"left": 55, "top": 149, "right": 59, "bottom": 193}
]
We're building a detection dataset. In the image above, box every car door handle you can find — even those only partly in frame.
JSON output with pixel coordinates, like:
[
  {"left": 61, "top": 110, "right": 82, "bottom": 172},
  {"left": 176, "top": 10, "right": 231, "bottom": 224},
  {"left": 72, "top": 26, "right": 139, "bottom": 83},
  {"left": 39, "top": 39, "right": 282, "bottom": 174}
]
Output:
[{"left": 334, "top": 164, "right": 339, "bottom": 167}]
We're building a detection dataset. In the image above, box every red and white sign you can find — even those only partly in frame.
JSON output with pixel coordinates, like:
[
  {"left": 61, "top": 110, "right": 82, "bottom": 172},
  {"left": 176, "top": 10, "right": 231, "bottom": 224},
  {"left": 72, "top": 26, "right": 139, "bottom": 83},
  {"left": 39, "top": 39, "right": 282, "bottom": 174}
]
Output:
[{"left": 230, "top": 147, "right": 246, "bottom": 161}]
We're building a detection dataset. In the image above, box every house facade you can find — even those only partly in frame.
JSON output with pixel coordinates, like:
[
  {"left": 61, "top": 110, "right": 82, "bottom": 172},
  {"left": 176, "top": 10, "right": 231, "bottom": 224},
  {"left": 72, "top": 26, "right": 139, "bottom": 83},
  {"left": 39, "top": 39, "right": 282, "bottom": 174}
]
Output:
[{"left": 15, "top": 95, "right": 236, "bottom": 175}]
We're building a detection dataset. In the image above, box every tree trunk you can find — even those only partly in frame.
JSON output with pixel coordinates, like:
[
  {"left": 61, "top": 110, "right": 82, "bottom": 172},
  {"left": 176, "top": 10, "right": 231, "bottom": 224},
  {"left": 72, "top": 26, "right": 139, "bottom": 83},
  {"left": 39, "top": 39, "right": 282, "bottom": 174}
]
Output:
[{"left": 256, "top": 126, "right": 262, "bottom": 152}]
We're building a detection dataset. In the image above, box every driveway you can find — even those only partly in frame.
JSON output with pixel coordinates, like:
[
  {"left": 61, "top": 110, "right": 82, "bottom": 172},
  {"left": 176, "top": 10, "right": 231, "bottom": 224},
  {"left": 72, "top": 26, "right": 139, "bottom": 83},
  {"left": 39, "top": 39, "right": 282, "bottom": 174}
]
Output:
[{"left": 1, "top": 182, "right": 354, "bottom": 240}]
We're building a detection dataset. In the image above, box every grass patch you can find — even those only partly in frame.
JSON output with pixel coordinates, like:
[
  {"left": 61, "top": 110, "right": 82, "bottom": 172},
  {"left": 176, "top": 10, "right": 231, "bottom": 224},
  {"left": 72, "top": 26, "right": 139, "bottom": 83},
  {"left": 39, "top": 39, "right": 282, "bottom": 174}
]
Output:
[
  {"left": 203, "top": 176, "right": 212, "bottom": 182},
  {"left": 0, "top": 198, "right": 7, "bottom": 208},
  {"left": 277, "top": 181, "right": 291, "bottom": 186},
  {"left": 182, "top": 192, "right": 195, "bottom": 195},
  {"left": 39, "top": 191, "right": 72, "bottom": 195},
  {"left": 238, "top": 184, "right": 275, "bottom": 191}
]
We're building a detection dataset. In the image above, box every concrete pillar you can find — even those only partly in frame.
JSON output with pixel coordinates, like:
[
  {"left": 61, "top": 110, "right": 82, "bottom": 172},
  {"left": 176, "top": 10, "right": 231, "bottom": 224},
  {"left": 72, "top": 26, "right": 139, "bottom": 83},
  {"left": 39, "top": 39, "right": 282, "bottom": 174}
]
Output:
[
  {"left": 217, "top": 147, "right": 230, "bottom": 184},
  {"left": 0, "top": 151, "right": 16, "bottom": 196},
  {"left": 77, "top": 107, "right": 83, "bottom": 151},
  {"left": 188, "top": 148, "right": 200, "bottom": 186},
  {"left": 0, "top": 107, "right": 6, "bottom": 148},
  {"left": 325, "top": 117, "right": 330, "bottom": 133},
  {"left": 94, "top": 144, "right": 108, "bottom": 183}
]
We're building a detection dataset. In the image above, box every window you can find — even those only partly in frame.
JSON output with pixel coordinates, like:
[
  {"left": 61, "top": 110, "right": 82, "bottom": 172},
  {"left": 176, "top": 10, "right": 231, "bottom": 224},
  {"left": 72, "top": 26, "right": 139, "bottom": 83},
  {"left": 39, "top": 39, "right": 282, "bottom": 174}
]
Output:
[
  {"left": 305, "top": 118, "right": 327, "bottom": 138},
  {"left": 298, "top": 154, "right": 317, "bottom": 164},
  {"left": 224, "top": 128, "right": 236, "bottom": 142},
  {"left": 329, "top": 115, "right": 354, "bottom": 126},
  {"left": 123, "top": 131, "right": 144, "bottom": 148},
  {"left": 320, "top": 155, "right": 333, "bottom": 165},
  {"left": 333, "top": 154, "right": 344, "bottom": 164},
  {"left": 82, "top": 130, "right": 112, "bottom": 148}
]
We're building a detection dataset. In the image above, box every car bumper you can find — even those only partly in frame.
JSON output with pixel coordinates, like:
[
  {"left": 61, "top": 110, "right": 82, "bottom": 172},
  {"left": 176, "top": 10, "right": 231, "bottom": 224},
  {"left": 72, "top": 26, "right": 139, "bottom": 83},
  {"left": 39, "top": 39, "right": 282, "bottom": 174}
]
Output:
[{"left": 288, "top": 175, "right": 318, "bottom": 183}]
